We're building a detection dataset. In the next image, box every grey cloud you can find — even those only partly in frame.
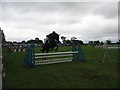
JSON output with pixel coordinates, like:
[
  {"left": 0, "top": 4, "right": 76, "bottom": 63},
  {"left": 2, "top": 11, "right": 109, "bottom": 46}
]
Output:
[
  {"left": 93, "top": 3, "right": 118, "bottom": 19},
  {"left": 2, "top": 2, "right": 100, "bottom": 16},
  {"left": 118, "top": 2, "right": 120, "bottom": 18},
  {"left": 2, "top": 2, "right": 118, "bottom": 43},
  {"left": 3, "top": 2, "right": 118, "bottom": 23},
  {"left": 0, "top": 3, "right": 2, "bottom": 25}
]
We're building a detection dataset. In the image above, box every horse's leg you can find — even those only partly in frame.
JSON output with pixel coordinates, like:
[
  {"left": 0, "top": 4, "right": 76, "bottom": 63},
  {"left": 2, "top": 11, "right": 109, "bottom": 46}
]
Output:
[
  {"left": 43, "top": 50, "right": 47, "bottom": 60},
  {"left": 50, "top": 47, "right": 54, "bottom": 51},
  {"left": 46, "top": 49, "right": 49, "bottom": 53},
  {"left": 41, "top": 45, "right": 45, "bottom": 53},
  {"left": 41, "top": 45, "right": 46, "bottom": 60},
  {"left": 43, "top": 49, "right": 50, "bottom": 60},
  {"left": 55, "top": 44, "right": 58, "bottom": 51}
]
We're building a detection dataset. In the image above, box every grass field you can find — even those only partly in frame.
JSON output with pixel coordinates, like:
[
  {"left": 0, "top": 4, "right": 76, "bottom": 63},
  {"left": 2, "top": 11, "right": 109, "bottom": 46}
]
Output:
[{"left": 2, "top": 45, "right": 119, "bottom": 88}]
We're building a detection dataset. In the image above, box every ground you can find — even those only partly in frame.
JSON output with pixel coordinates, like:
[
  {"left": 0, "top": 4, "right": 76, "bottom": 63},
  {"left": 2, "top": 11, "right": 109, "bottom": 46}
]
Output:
[{"left": 2, "top": 45, "right": 119, "bottom": 88}]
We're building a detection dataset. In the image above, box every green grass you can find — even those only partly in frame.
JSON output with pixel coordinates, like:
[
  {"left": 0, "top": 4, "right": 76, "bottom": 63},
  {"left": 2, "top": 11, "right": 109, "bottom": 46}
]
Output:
[{"left": 2, "top": 46, "right": 119, "bottom": 88}]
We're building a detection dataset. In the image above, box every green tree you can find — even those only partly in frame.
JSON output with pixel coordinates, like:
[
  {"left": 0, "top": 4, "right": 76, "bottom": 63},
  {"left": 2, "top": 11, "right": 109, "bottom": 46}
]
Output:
[
  {"left": 94, "top": 40, "right": 100, "bottom": 46},
  {"left": 71, "top": 37, "right": 77, "bottom": 41},
  {"left": 22, "top": 40, "right": 26, "bottom": 44},
  {"left": 66, "top": 39, "right": 71, "bottom": 45},
  {"left": 106, "top": 39, "right": 112, "bottom": 44},
  {"left": 35, "top": 37, "right": 43, "bottom": 44},
  {"left": 79, "top": 40, "right": 84, "bottom": 45},
  {"left": 88, "top": 41, "right": 94, "bottom": 45},
  {"left": 1, "top": 29, "right": 6, "bottom": 43}
]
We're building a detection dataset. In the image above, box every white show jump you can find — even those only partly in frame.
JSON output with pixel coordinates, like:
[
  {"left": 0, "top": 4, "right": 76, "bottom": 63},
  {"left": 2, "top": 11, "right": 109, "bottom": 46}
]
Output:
[{"left": 35, "top": 51, "right": 78, "bottom": 65}]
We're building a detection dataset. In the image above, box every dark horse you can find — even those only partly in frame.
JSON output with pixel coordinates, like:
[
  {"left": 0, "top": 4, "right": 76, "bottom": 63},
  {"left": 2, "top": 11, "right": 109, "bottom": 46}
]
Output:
[{"left": 41, "top": 31, "right": 60, "bottom": 53}]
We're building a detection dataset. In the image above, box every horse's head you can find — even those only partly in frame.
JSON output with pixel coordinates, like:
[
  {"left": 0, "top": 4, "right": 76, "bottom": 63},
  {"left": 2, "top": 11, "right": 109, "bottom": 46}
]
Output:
[{"left": 46, "top": 35, "right": 51, "bottom": 39}]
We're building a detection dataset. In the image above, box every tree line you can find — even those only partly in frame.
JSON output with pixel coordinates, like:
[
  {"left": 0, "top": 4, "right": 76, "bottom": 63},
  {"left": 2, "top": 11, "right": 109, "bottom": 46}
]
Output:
[{"left": 1, "top": 28, "right": 120, "bottom": 47}]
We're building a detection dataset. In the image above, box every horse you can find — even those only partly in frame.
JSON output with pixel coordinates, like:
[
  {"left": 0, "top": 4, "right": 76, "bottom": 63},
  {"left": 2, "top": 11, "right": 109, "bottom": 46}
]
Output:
[{"left": 41, "top": 31, "right": 60, "bottom": 53}]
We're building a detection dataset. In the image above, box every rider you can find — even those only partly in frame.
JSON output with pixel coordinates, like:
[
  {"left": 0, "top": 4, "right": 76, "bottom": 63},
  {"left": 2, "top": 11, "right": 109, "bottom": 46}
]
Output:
[
  {"left": 51, "top": 31, "right": 59, "bottom": 43},
  {"left": 42, "top": 31, "right": 59, "bottom": 52},
  {"left": 44, "top": 31, "right": 58, "bottom": 43}
]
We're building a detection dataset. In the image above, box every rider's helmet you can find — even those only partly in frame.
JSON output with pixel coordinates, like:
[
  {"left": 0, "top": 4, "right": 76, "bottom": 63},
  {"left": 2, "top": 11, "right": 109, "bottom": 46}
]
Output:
[{"left": 52, "top": 31, "right": 56, "bottom": 33}]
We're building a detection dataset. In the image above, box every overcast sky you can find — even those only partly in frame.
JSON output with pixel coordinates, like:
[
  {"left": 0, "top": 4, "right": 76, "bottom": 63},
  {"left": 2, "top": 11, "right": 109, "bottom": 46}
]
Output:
[{"left": 1, "top": 1, "right": 119, "bottom": 43}]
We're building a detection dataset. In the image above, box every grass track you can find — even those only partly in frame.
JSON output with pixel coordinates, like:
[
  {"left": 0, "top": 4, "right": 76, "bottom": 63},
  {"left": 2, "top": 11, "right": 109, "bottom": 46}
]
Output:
[{"left": 2, "top": 46, "right": 119, "bottom": 88}]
